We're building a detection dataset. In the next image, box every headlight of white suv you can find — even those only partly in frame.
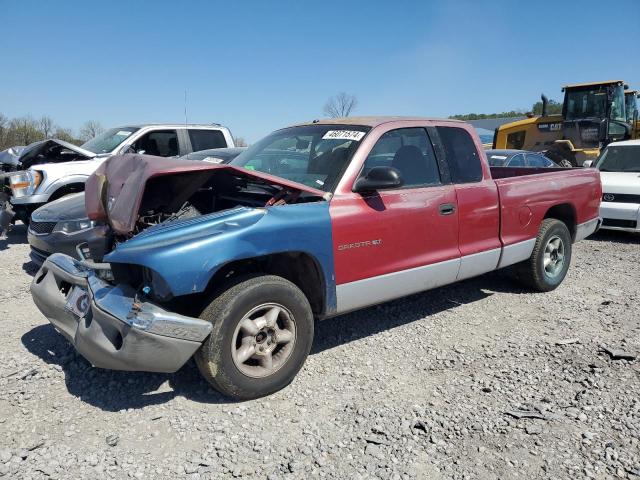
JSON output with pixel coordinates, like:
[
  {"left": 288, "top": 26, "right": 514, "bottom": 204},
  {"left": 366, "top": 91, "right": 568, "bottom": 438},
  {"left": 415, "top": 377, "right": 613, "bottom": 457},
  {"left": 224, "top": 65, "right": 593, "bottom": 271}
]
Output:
[
  {"left": 53, "top": 219, "right": 96, "bottom": 234},
  {"left": 9, "top": 170, "right": 42, "bottom": 198}
]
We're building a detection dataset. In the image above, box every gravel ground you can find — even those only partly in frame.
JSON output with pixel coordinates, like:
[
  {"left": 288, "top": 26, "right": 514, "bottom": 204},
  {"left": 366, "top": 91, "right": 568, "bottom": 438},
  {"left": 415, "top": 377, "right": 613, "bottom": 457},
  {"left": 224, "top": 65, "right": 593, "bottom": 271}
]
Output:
[{"left": 0, "top": 224, "right": 639, "bottom": 480}]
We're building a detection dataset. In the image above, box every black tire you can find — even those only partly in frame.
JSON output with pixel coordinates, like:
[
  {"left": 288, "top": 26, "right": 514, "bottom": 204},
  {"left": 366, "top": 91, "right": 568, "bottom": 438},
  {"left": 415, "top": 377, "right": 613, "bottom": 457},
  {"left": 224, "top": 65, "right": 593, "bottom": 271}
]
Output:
[
  {"left": 516, "top": 219, "right": 572, "bottom": 292},
  {"left": 195, "top": 274, "right": 314, "bottom": 400}
]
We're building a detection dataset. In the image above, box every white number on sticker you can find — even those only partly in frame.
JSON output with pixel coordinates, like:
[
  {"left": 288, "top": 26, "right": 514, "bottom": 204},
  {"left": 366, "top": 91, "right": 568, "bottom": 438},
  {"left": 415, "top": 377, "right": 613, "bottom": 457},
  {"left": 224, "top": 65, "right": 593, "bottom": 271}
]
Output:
[{"left": 322, "top": 130, "right": 366, "bottom": 141}]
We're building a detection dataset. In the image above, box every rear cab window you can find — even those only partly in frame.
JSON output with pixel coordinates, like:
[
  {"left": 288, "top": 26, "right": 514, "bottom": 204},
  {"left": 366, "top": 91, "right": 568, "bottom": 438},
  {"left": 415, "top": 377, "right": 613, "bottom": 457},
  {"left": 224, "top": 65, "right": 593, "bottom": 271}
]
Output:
[
  {"left": 188, "top": 129, "right": 228, "bottom": 152},
  {"left": 436, "top": 126, "right": 483, "bottom": 183}
]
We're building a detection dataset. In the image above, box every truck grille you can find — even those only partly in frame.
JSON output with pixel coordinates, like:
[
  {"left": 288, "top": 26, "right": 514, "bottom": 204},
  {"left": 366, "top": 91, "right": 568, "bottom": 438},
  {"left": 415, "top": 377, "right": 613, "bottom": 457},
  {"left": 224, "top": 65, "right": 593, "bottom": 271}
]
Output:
[
  {"left": 602, "top": 193, "right": 640, "bottom": 204},
  {"left": 29, "top": 221, "right": 57, "bottom": 235},
  {"left": 602, "top": 218, "right": 637, "bottom": 229}
]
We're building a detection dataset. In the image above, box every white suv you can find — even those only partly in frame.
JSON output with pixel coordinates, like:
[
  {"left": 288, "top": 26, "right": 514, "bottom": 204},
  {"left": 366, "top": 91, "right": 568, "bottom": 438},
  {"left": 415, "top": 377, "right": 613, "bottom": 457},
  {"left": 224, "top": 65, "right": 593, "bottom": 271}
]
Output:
[{"left": 1, "top": 123, "right": 234, "bottom": 230}]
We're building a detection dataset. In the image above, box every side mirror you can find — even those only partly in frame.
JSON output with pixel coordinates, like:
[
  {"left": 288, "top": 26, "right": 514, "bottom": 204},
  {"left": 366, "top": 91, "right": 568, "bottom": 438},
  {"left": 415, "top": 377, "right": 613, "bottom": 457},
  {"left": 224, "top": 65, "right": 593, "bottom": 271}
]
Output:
[
  {"left": 353, "top": 166, "right": 403, "bottom": 193},
  {"left": 582, "top": 160, "right": 593, "bottom": 168}
]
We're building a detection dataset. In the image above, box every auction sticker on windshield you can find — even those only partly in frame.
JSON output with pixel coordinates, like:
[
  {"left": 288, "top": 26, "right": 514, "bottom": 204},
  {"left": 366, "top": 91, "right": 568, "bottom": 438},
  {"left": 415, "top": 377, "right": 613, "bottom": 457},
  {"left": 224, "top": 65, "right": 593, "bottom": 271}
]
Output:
[{"left": 322, "top": 130, "right": 366, "bottom": 141}]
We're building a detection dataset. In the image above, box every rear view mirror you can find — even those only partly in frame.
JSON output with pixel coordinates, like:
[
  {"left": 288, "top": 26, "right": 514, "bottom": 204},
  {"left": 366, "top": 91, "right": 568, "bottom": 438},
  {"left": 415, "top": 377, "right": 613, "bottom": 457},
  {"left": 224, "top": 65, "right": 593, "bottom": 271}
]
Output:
[
  {"left": 582, "top": 160, "right": 593, "bottom": 168},
  {"left": 353, "top": 166, "right": 403, "bottom": 193}
]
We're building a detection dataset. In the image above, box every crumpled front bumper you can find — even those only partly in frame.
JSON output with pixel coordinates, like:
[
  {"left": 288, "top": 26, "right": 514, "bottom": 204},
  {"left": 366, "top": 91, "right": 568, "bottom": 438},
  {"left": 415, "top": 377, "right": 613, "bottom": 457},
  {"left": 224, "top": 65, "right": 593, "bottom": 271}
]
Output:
[{"left": 30, "top": 254, "right": 212, "bottom": 373}]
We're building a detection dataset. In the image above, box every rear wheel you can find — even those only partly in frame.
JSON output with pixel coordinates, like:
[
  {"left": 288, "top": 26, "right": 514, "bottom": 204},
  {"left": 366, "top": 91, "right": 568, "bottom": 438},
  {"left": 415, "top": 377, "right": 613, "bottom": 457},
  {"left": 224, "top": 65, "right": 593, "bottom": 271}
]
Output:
[
  {"left": 516, "top": 219, "right": 572, "bottom": 292},
  {"left": 195, "top": 275, "right": 314, "bottom": 400}
]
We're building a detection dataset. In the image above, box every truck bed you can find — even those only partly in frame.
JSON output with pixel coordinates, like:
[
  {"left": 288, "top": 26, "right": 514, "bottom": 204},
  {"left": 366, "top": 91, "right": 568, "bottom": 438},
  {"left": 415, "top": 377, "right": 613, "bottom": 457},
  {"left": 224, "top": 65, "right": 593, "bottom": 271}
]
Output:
[{"left": 491, "top": 167, "right": 602, "bottom": 247}]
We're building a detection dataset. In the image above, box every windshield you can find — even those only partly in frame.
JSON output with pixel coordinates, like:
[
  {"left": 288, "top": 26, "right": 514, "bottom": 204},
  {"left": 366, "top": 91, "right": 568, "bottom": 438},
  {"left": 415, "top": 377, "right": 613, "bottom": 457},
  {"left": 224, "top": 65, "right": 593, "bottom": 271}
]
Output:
[
  {"left": 596, "top": 145, "right": 640, "bottom": 172},
  {"left": 81, "top": 127, "right": 139, "bottom": 154},
  {"left": 230, "top": 125, "right": 370, "bottom": 191},
  {"left": 565, "top": 84, "right": 626, "bottom": 122}
]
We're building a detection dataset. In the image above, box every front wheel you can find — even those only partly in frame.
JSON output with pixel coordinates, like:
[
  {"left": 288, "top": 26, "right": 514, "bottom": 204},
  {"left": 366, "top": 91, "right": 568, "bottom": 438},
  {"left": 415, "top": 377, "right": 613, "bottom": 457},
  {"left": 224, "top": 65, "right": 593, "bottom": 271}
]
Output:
[
  {"left": 195, "top": 275, "right": 314, "bottom": 400},
  {"left": 515, "top": 219, "right": 572, "bottom": 292}
]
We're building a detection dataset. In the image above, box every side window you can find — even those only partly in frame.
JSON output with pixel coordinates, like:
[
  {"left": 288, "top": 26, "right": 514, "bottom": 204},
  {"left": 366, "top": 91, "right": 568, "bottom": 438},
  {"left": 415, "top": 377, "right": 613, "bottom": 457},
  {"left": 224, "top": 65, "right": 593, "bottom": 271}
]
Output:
[
  {"left": 188, "top": 129, "right": 227, "bottom": 152},
  {"left": 361, "top": 128, "right": 440, "bottom": 188},
  {"left": 506, "top": 130, "right": 525, "bottom": 149},
  {"left": 509, "top": 154, "right": 526, "bottom": 167},
  {"left": 132, "top": 130, "right": 179, "bottom": 157},
  {"left": 436, "top": 126, "right": 483, "bottom": 183}
]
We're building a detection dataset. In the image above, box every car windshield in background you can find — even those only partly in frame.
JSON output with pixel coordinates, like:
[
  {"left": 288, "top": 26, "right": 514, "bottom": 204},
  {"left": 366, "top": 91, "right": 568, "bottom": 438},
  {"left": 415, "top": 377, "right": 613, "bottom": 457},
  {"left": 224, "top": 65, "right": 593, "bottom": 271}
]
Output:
[
  {"left": 230, "top": 125, "right": 370, "bottom": 192},
  {"left": 596, "top": 146, "right": 640, "bottom": 172},
  {"left": 80, "top": 127, "right": 140, "bottom": 154}
]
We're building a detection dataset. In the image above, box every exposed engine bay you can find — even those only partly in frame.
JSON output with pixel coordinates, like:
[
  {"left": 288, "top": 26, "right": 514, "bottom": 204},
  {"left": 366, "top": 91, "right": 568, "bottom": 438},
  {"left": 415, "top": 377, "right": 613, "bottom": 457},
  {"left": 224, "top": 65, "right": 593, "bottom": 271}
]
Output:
[
  {"left": 84, "top": 154, "right": 328, "bottom": 260},
  {"left": 7, "top": 139, "right": 94, "bottom": 171},
  {"left": 131, "top": 169, "right": 317, "bottom": 235}
]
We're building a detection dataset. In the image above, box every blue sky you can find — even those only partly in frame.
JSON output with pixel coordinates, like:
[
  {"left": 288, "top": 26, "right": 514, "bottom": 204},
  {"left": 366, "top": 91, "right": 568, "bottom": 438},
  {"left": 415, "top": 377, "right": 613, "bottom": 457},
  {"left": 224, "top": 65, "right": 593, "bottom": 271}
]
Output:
[{"left": 1, "top": 0, "right": 639, "bottom": 142}]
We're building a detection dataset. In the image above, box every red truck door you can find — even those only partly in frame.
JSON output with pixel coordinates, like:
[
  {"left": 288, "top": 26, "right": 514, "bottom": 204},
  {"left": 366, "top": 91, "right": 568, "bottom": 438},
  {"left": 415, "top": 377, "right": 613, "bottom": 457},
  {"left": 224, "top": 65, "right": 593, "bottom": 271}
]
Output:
[
  {"left": 435, "top": 125, "right": 501, "bottom": 280},
  {"left": 330, "top": 127, "right": 460, "bottom": 313}
]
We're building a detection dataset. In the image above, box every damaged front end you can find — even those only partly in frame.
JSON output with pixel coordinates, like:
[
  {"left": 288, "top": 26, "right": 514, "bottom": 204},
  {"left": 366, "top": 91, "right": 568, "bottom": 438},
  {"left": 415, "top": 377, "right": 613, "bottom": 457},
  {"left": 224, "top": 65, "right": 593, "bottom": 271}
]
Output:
[
  {"left": 31, "top": 253, "right": 212, "bottom": 373},
  {"left": 30, "top": 154, "right": 335, "bottom": 370},
  {"left": 84, "top": 154, "right": 328, "bottom": 260}
]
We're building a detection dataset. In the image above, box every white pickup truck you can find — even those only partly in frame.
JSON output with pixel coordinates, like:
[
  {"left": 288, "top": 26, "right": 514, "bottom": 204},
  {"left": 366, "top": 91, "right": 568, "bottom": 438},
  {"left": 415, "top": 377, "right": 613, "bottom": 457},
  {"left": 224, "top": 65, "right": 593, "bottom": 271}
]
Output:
[{"left": 0, "top": 123, "right": 235, "bottom": 231}]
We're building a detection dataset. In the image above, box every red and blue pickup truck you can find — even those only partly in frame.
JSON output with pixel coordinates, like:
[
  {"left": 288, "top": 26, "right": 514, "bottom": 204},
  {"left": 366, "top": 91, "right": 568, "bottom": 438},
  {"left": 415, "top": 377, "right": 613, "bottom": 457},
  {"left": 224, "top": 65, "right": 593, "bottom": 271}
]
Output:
[{"left": 30, "top": 117, "right": 602, "bottom": 399}]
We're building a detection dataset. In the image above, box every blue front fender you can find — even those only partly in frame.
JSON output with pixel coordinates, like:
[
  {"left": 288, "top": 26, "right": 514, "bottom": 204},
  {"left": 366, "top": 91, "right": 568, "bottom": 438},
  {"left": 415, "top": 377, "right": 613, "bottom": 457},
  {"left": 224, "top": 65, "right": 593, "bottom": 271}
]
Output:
[{"left": 105, "top": 203, "right": 336, "bottom": 313}]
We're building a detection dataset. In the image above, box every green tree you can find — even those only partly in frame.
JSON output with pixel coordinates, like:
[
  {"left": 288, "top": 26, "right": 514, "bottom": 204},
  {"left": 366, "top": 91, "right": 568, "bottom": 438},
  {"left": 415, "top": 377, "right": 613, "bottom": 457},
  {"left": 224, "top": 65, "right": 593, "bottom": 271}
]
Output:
[
  {"left": 532, "top": 99, "right": 562, "bottom": 115},
  {"left": 9, "top": 116, "right": 44, "bottom": 145},
  {"left": 449, "top": 110, "right": 526, "bottom": 121}
]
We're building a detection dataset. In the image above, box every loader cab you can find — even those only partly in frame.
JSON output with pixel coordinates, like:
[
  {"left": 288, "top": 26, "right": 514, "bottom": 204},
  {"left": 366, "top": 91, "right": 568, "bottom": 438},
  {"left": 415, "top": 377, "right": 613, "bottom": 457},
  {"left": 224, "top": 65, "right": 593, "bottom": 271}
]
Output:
[
  {"left": 561, "top": 81, "right": 629, "bottom": 148},
  {"left": 625, "top": 90, "right": 640, "bottom": 139}
]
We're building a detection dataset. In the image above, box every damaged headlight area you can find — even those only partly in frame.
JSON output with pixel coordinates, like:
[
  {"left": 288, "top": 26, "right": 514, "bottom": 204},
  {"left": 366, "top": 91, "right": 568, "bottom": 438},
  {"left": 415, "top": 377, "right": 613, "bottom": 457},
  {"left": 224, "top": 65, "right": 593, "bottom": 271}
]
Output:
[
  {"left": 9, "top": 170, "right": 42, "bottom": 198},
  {"left": 141, "top": 267, "right": 174, "bottom": 303},
  {"left": 53, "top": 219, "right": 96, "bottom": 234}
]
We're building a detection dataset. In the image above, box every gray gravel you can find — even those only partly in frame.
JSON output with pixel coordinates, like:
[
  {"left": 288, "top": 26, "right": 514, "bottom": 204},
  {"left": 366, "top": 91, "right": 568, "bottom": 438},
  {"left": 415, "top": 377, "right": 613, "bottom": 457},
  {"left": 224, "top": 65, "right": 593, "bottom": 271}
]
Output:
[{"left": 1, "top": 224, "right": 639, "bottom": 479}]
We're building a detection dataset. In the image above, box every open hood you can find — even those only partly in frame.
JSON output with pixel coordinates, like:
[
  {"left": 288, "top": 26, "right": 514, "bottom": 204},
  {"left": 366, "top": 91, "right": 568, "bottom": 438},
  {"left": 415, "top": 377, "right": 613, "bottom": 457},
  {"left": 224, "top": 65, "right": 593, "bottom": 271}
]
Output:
[
  {"left": 85, "top": 154, "right": 328, "bottom": 235},
  {"left": 0, "top": 146, "right": 26, "bottom": 169},
  {"left": 15, "top": 139, "right": 96, "bottom": 169}
]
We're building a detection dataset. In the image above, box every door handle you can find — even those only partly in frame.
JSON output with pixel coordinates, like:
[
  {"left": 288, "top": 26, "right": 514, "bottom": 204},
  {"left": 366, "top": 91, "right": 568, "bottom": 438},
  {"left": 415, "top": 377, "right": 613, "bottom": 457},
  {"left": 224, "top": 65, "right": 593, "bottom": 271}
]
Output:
[{"left": 438, "top": 203, "right": 456, "bottom": 216}]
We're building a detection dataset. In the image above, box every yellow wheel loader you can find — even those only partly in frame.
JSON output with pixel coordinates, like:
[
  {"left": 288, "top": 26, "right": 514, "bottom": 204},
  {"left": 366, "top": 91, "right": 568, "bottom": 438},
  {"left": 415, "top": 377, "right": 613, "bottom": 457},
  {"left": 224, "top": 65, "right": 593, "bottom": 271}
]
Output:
[
  {"left": 625, "top": 90, "right": 639, "bottom": 139},
  {"left": 493, "top": 81, "right": 632, "bottom": 167}
]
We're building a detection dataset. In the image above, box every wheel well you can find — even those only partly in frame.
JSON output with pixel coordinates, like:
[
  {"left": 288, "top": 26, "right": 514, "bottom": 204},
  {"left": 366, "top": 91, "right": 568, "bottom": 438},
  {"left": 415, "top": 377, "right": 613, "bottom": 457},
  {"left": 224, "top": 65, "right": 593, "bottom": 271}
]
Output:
[
  {"left": 545, "top": 204, "right": 577, "bottom": 240},
  {"left": 49, "top": 183, "right": 85, "bottom": 201},
  {"left": 203, "top": 252, "right": 326, "bottom": 317}
]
